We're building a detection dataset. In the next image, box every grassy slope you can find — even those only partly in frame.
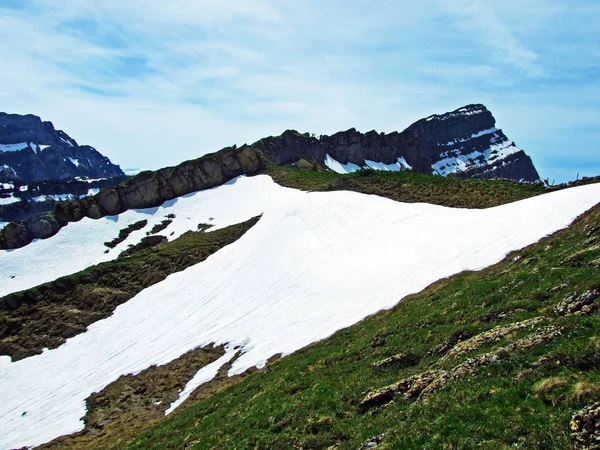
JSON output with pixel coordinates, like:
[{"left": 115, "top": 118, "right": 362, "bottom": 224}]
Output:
[
  {"left": 265, "top": 164, "right": 547, "bottom": 208},
  {"left": 0, "top": 217, "right": 260, "bottom": 360},
  {"left": 5, "top": 168, "right": 599, "bottom": 449},
  {"left": 122, "top": 200, "right": 600, "bottom": 449}
]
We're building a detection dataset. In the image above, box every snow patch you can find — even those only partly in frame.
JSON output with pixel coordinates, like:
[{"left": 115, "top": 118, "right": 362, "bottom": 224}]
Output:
[
  {"left": 397, "top": 157, "right": 413, "bottom": 170},
  {"left": 324, "top": 154, "right": 361, "bottom": 174},
  {"left": 1, "top": 176, "right": 600, "bottom": 449},
  {"left": 0, "top": 143, "right": 30, "bottom": 152},
  {"left": 60, "top": 137, "right": 74, "bottom": 147},
  {"left": 75, "top": 177, "right": 107, "bottom": 183},
  {"left": 364, "top": 160, "right": 401, "bottom": 172},
  {"left": 165, "top": 349, "right": 238, "bottom": 415},
  {"left": 0, "top": 195, "right": 20, "bottom": 205},
  {"left": 69, "top": 158, "right": 80, "bottom": 167},
  {"left": 1, "top": 164, "right": 17, "bottom": 176},
  {"left": 124, "top": 168, "right": 146, "bottom": 176},
  {"left": 432, "top": 140, "right": 522, "bottom": 176},
  {"left": 326, "top": 155, "right": 412, "bottom": 174}
]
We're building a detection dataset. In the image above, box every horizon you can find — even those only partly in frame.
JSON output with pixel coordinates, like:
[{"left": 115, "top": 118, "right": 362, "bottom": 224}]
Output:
[{"left": 1, "top": 1, "right": 598, "bottom": 183}]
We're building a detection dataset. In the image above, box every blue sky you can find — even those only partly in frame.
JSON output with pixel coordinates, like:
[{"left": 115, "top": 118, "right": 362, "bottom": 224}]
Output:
[{"left": 0, "top": 1, "right": 598, "bottom": 182}]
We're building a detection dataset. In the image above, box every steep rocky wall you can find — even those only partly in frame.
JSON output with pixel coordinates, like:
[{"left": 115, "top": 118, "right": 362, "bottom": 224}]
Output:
[
  {"left": 0, "top": 112, "right": 124, "bottom": 182},
  {"left": 252, "top": 104, "right": 540, "bottom": 182},
  {"left": 0, "top": 145, "right": 265, "bottom": 249}
]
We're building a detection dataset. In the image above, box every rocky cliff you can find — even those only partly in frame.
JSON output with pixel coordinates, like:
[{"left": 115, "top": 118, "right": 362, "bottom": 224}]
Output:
[
  {"left": 0, "top": 113, "right": 124, "bottom": 182},
  {"left": 0, "top": 145, "right": 264, "bottom": 249},
  {"left": 253, "top": 104, "right": 540, "bottom": 182}
]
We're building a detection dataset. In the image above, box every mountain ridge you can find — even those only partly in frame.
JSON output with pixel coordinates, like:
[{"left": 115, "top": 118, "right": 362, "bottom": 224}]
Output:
[
  {"left": 253, "top": 104, "right": 540, "bottom": 181},
  {"left": 0, "top": 112, "right": 124, "bottom": 183},
  {"left": 0, "top": 104, "right": 542, "bottom": 250}
]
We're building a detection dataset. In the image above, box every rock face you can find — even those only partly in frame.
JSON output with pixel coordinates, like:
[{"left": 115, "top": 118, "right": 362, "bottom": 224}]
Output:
[
  {"left": 0, "top": 113, "right": 124, "bottom": 182},
  {"left": 0, "top": 145, "right": 265, "bottom": 249},
  {"left": 253, "top": 104, "right": 540, "bottom": 182},
  {"left": 0, "top": 104, "right": 539, "bottom": 250}
]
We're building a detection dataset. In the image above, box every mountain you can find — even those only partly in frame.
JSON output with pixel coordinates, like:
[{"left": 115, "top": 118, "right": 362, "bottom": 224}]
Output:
[
  {"left": 0, "top": 172, "right": 599, "bottom": 449},
  {"left": 254, "top": 104, "right": 540, "bottom": 182},
  {"left": 0, "top": 113, "right": 125, "bottom": 182},
  {"left": 0, "top": 105, "right": 595, "bottom": 449}
]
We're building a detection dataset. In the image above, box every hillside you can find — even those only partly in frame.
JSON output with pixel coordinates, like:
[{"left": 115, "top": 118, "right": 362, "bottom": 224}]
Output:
[
  {"left": 0, "top": 170, "right": 599, "bottom": 449},
  {"left": 116, "top": 198, "right": 600, "bottom": 450}
]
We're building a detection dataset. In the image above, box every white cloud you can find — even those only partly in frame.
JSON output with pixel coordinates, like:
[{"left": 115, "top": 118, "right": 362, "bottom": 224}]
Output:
[{"left": 0, "top": 1, "right": 598, "bottom": 182}]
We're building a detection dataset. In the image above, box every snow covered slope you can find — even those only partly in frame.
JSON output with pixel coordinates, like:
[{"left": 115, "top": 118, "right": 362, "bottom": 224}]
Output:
[{"left": 1, "top": 176, "right": 600, "bottom": 449}]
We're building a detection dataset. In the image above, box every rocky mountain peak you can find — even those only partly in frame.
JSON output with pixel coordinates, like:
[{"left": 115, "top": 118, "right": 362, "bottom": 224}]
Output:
[
  {"left": 253, "top": 104, "right": 540, "bottom": 182},
  {"left": 0, "top": 112, "right": 124, "bottom": 182}
]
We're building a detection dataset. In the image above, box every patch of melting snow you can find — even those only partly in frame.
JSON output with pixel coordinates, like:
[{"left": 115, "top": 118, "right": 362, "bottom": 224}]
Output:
[
  {"left": 0, "top": 195, "right": 20, "bottom": 205},
  {"left": 165, "top": 348, "right": 238, "bottom": 415},
  {"left": 324, "top": 154, "right": 362, "bottom": 174},
  {"left": 0, "top": 143, "right": 30, "bottom": 152},
  {"left": 1, "top": 176, "right": 600, "bottom": 449},
  {"left": 325, "top": 155, "right": 412, "bottom": 174}
]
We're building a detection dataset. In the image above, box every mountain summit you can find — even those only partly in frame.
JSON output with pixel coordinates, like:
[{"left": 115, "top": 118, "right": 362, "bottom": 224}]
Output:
[
  {"left": 254, "top": 104, "right": 540, "bottom": 182},
  {"left": 0, "top": 113, "right": 124, "bottom": 182}
]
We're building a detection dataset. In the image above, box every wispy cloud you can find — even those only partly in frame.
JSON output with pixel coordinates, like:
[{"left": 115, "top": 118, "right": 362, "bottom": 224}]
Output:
[{"left": 0, "top": 0, "right": 598, "bottom": 182}]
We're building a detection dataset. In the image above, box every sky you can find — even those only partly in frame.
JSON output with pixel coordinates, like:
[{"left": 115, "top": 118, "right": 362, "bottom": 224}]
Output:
[{"left": 0, "top": 1, "right": 598, "bottom": 183}]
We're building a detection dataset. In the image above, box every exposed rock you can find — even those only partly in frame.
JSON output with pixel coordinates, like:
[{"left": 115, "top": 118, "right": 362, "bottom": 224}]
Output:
[
  {"left": 359, "top": 434, "right": 386, "bottom": 449},
  {"left": 0, "top": 145, "right": 265, "bottom": 249},
  {"left": 555, "top": 289, "right": 600, "bottom": 316},
  {"left": 0, "top": 112, "right": 124, "bottom": 182},
  {"left": 95, "top": 188, "right": 121, "bottom": 216},
  {"left": 427, "top": 329, "right": 472, "bottom": 357},
  {"left": 0, "top": 222, "right": 29, "bottom": 249},
  {"left": 441, "top": 317, "right": 545, "bottom": 360},
  {"left": 104, "top": 220, "right": 149, "bottom": 249},
  {"left": 147, "top": 219, "right": 172, "bottom": 235},
  {"left": 372, "top": 353, "right": 417, "bottom": 370},
  {"left": 359, "top": 325, "right": 561, "bottom": 412},
  {"left": 571, "top": 402, "right": 600, "bottom": 449},
  {"left": 24, "top": 214, "right": 61, "bottom": 239},
  {"left": 253, "top": 104, "right": 540, "bottom": 182}
]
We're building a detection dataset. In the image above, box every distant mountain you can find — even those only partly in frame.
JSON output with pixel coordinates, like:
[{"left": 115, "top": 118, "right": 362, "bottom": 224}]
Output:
[
  {"left": 253, "top": 104, "right": 540, "bottom": 182},
  {"left": 0, "top": 113, "right": 124, "bottom": 182}
]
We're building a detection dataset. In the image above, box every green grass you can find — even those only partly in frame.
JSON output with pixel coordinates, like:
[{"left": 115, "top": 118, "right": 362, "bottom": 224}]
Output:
[
  {"left": 0, "top": 217, "right": 260, "bottom": 360},
  {"left": 119, "top": 203, "right": 600, "bottom": 450},
  {"left": 265, "top": 164, "right": 547, "bottom": 208}
]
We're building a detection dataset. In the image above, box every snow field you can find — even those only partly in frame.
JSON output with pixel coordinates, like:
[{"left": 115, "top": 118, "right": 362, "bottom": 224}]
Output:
[{"left": 0, "top": 176, "right": 599, "bottom": 448}]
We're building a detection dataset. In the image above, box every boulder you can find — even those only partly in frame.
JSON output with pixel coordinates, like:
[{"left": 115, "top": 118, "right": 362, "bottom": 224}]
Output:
[
  {"left": 25, "top": 214, "right": 60, "bottom": 239},
  {"left": 0, "top": 222, "right": 30, "bottom": 249}
]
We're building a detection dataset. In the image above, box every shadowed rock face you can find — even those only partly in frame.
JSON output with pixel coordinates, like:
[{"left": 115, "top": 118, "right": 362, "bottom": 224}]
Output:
[
  {"left": 0, "top": 113, "right": 124, "bottom": 182},
  {"left": 253, "top": 104, "right": 540, "bottom": 182},
  {"left": 0, "top": 146, "right": 265, "bottom": 249}
]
